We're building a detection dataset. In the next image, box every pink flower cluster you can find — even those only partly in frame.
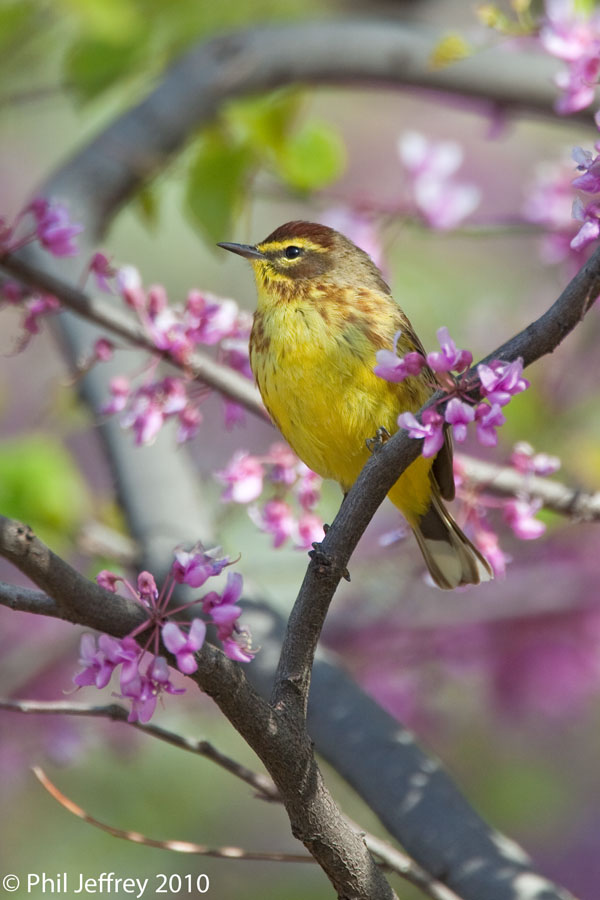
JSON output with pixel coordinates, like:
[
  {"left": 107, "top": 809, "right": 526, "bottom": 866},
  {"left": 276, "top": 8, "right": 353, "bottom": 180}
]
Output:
[
  {"left": 569, "top": 139, "right": 600, "bottom": 251},
  {"left": 539, "top": 0, "right": 600, "bottom": 114},
  {"left": 455, "top": 442, "right": 560, "bottom": 577},
  {"left": 522, "top": 155, "right": 587, "bottom": 268},
  {"left": 0, "top": 197, "right": 85, "bottom": 343},
  {"left": 74, "top": 548, "right": 253, "bottom": 723},
  {"left": 0, "top": 196, "right": 83, "bottom": 259},
  {"left": 398, "top": 132, "right": 481, "bottom": 231},
  {"left": 375, "top": 327, "right": 529, "bottom": 457},
  {"left": 97, "top": 267, "right": 253, "bottom": 445},
  {"left": 216, "top": 443, "right": 324, "bottom": 550}
]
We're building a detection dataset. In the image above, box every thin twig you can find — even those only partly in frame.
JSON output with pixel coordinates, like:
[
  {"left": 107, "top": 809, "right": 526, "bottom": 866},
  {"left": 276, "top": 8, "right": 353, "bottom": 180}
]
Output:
[
  {"left": 1, "top": 697, "right": 463, "bottom": 897},
  {"left": 0, "top": 253, "right": 265, "bottom": 419},
  {"left": 32, "top": 767, "right": 313, "bottom": 863},
  {"left": 457, "top": 455, "right": 600, "bottom": 520},
  {"left": 0, "top": 699, "right": 279, "bottom": 801}
]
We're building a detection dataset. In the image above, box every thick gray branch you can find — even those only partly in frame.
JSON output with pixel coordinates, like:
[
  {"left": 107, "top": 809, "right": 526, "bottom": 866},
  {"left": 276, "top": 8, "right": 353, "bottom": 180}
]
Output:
[{"left": 43, "top": 21, "right": 589, "bottom": 235}]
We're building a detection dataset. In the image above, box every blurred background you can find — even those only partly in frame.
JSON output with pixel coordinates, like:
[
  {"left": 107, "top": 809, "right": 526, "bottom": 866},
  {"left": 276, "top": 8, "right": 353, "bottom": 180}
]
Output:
[{"left": 1, "top": 1, "right": 600, "bottom": 897}]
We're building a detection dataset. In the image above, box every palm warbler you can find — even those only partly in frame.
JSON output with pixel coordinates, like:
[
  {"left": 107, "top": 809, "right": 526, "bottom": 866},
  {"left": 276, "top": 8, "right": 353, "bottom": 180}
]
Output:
[{"left": 219, "top": 221, "right": 492, "bottom": 589}]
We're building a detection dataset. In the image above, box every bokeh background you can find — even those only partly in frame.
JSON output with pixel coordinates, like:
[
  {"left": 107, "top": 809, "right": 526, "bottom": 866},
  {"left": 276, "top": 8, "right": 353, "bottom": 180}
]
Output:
[{"left": 1, "top": 1, "right": 600, "bottom": 897}]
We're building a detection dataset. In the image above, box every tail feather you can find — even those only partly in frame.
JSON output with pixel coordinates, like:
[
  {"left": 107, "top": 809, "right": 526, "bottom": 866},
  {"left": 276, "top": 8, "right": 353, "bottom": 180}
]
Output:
[{"left": 413, "top": 493, "right": 493, "bottom": 590}]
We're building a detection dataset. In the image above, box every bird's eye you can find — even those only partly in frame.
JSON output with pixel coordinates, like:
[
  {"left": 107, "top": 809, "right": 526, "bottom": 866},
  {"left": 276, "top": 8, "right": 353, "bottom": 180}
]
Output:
[{"left": 284, "top": 245, "right": 302, "bottom": 259}]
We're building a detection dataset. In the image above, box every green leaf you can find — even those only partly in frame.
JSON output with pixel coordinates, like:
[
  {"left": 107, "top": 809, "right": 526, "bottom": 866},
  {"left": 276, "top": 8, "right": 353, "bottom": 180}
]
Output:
[
  {"left": 276, "top": 120, "right": 345, "bottom": 192},
  {"left": 186, "top": 130, "right": 252, "bottom": 243},
  {"left": 56, "top": 0, "right": 142, "bottom": 41},
  {"left": 64, "top": 36, "right": 142, "bottom": 101},
  {"left": 0, "top": 436, "right": 90, "bottom": 547},
  {"left": 226, "top": 90, "right": 301, "bottom": 154}
]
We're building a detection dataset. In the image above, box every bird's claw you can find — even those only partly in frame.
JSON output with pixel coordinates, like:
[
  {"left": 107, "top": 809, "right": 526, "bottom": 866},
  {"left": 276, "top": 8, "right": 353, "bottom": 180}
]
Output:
[{"left": 366, "top": 426, "right": 391, "bottom": 453}]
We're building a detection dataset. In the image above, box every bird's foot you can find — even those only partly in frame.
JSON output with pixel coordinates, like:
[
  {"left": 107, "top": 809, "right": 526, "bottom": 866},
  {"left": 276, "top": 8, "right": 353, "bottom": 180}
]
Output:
[{"left": 366, "top": 426, "right": 391, "bottom": 453}]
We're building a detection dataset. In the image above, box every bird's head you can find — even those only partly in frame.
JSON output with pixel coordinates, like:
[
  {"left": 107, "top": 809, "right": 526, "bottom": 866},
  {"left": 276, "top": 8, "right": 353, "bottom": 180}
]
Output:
[{"left": 218, "top": 221, "right": 389, "bottom": 297}]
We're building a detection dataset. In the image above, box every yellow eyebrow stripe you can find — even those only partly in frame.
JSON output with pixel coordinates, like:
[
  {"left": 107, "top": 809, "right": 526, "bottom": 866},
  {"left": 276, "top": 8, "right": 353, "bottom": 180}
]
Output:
[{"left": 257, "top": 238, "right": 327, "bottom": 254}]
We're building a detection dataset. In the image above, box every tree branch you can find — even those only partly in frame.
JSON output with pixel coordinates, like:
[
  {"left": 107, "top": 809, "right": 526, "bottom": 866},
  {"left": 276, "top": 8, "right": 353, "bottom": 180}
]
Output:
[
  {"left": 0, "top": 521, "right": 397, "bottom": 900},
  {"left": 2, "top": 17, "right": 590, "bottom": 900},
  {"left": 271, "top": 242, "right": 600, "bottom": 720},
  {"left": 0, "top": 699, "right": 279, "bottom": 801},
  {"left": 0, "top": 253, "right": 265, "bottom": 419},
  {"left": 3, "top": 699, "right": 461, "bottom": 898},
  {"left": 458, "top": 455, "right": 600, "bottom": 520},
  {"left": 31, "top": 21, "right": 591, "bottom": 237},
  {"left": 33, "top": 768, "right": 314, "bottom": 864}
]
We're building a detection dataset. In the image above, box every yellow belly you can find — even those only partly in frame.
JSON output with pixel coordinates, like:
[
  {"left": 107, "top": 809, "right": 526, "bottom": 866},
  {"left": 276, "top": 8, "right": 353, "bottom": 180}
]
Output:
[{"left": 250, "top": 296, "right": 434, "bottom": 526}]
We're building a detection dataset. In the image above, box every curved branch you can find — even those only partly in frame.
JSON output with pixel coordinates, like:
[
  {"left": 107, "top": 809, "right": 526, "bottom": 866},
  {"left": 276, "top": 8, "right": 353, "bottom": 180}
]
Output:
[
  {"left": 272, "top": 241, "right": 600, "bottom": 718},
  {"left": 458, "top": 455, "right": 600, "bottom": 520},
  {"left": 0, "top": 518, "right": 397, "bottom": 900},
  {"left": 41, "top": 21, "right": 589, "bottom": 237}
]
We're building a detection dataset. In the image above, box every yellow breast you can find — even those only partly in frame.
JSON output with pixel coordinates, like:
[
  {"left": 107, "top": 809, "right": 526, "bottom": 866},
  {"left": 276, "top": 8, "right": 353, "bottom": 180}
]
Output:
[{"left": 249, "top": 283, "right": 433, "bottom": 521}]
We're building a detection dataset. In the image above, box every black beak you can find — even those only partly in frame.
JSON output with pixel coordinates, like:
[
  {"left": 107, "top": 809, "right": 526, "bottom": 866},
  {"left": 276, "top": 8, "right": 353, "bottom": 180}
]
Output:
[{"left": 217, "top": 242, "right": 266, "bottom": 260}]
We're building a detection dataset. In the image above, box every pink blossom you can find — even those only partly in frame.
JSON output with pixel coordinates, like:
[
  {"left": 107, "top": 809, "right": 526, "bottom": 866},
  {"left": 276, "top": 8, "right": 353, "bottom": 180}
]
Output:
[
  {"left": 444, "top": 397, "right": 475, "bottom": 442},
  {"left": 93, "top": 338, "right": 114, "bottom": 362},
  {"left": 73, "top": 634, "right": 115, "bottom": 689},
  {"left": 503, "top": 499, "right": 546, "bottom": 540},
  {"left": 176, "top": 405, "right": 202, "bottom": 443},
  {"left": 511, "top": 441, "right": 561, "bottom": 476},
  {"left": 539, "top": 0, "right": 600, "bottom": 114},
  {"left": 296, "top": 465, "right": 322, "bottom": 510},
  {"left": 124, "top": 397, "right": 164, "bottom": 446},
  {"left": 172, "top": 548, "right": 229, "bottom": 588},
  {"left": 426, "top": 327, "right": 473, "bottom": 374},
  {"left": 117, "top": 265, "right": 146, "bottom": 310},
  {"left": 122, "top": 676, "right": 157, "bottom": 724},
  {"left": 216, "top": 451, "right": 264, "bottom": 503},
  {"left": 374, "top": 331, "right": 426, "bottom": 382},
  {"left": 474, "top": 402, "right": 506, "bottom": 447},
  {"left": 220, "top": 337, "right": 253, "bottom": 380},
  {"left": 99, "top": 635, "right": 140, "bottom": 689},
  {"left": 572, "top": 146, "right": 600, "bottom": 193},
  {"left": 397, "top": 408, "right": 445, "bottom": 458},
  {"left": 477, "top": 358, "right": 529, "bottom": 406},
  {"left": 96, "top": 570, "right": 122, "bottom": 592},
  {"left": 571, "top": 195, "right": 600, "bottom": 249},
  {"left": 222, "top": 635, "right": 256, "bottom": 663},
  {"left": 30, "top": 198, "right": 83, "bottom": 257},
  {"left": 102, "top": 376, "right": 130, "bottom": 415},
  {"left": 186, "top": 292, "right": 239, "bottom": 345},
  {"left": 398, "top": 131, "right": 480, "bottom": 230},
  {"left": 295, "top": 511, "right": 324, "bottom": 549},
  {"left": 23, "top": 294, "right": 60, "bottom": 334},
  {"left": 522, "top": 157, "right": 582, "bottom": 265},
  {"left": 473, "top": 527, "right": 509, "bottom": 579},
  {"left": 89, "top": 252, "right": 115, "bottom": 292},
  {"left": 265, "top": 443, "right": 299, "bottom": 486},
  {"left": 137, "top": 571, "right": 158, "bottom": 604},
  {"left": 160, "top": 377, "right": 187, "bottom": 415},
  {"left": 249, "top": 499, "right": 295, "bottom": 547},
  {"left": 203, "top": 571, "right": 244, "bottom": 616},
  {"left": 162, "top": 619, "right": 206, "bottom": 675}
]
